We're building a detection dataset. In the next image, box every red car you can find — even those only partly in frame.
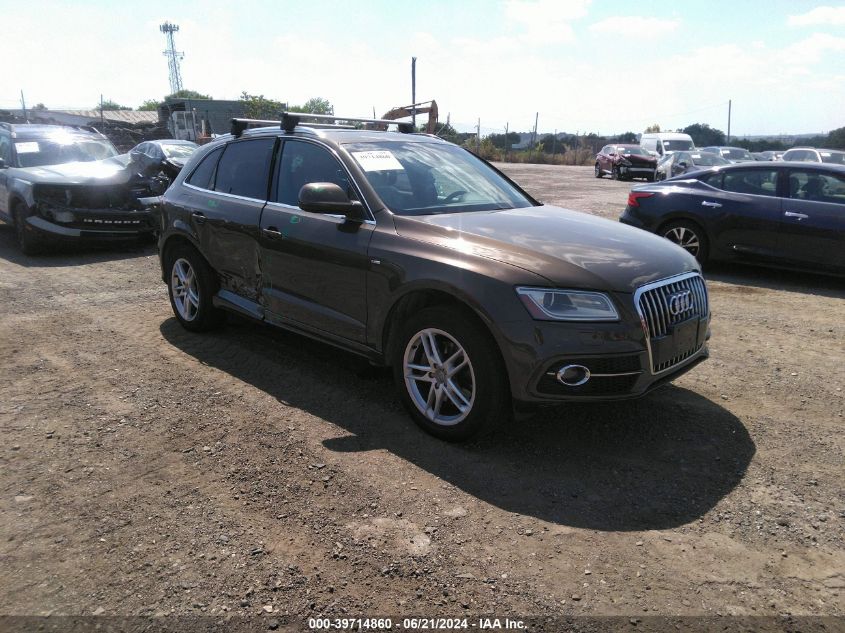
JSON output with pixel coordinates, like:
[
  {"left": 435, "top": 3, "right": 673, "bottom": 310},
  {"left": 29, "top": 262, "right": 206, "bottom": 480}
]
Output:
[{"left": 595, "top": 144, "right": 657, "bottom": 181}]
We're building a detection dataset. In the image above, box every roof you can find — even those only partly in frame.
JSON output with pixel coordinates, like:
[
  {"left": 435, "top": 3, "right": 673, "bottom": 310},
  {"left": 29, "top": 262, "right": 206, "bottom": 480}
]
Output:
[
  {"left": 8, "top": 123, "right": 109, "bottom": 139},
  {"left": 22, "top": 109, "right": 159, "bottom": 126},
  {"left": 50, "top": 110, "right": 159, "bottom": 125}
]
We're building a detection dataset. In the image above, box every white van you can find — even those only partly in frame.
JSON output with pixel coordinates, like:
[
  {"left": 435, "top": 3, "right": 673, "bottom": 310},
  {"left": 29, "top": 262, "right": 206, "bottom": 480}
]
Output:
[{"left": 640, "top": 132, "right": 695, "bottom": 157}]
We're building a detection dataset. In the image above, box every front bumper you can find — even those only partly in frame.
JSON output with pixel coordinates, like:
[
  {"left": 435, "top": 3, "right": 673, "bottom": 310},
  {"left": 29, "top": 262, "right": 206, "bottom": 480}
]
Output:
[
  {"left": 26, "top": 208, "right": 156, "bottom": 240},
  {"left": 618, "top": 165, "right": 656, "bottom": 178},
  {"left": 497, "top": 310, "right": 710, "bottom": 404}
]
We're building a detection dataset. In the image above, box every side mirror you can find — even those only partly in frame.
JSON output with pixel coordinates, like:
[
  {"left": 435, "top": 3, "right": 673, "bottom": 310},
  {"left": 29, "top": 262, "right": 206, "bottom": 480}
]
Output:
[
  {"left": 678, "top": 161, "right": 689, "bottom": 168},
  {"left": 299, "top": 183, "right": 364, "bottom": 220}
]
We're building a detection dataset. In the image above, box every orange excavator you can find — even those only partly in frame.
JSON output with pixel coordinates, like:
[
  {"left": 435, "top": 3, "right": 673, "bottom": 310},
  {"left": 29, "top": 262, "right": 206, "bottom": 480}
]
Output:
[{"left": 380, "top": 100, "right": 439, "bottom": 134}]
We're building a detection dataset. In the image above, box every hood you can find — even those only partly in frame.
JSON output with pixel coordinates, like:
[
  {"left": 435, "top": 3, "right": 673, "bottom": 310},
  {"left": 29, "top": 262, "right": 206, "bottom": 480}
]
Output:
[
  {"left": 14, "top": 154, "right": 133, "bottom": 185},
  {"left": 620, "top": 154, "right": 656, "bottom": 166},
  {"left": 393, "top": 205, "right": 699, "bottom": 293}
]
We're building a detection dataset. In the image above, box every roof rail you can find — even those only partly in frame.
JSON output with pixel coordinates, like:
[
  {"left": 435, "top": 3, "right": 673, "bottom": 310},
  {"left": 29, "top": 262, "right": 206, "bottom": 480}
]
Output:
[{"left": 230, "top": 112, "right": 414, "bottom": 138}]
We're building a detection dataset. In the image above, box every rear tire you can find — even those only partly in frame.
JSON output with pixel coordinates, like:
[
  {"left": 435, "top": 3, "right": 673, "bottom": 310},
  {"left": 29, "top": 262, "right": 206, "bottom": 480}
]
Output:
[
  {"left": 165, "top": 243, "right": 226, "bottom": 332},
  {"left": 660, "top": 220, "right": 709, "bottom": 265},
  {"left": 13, "top": 203, "right": 43, "bottom": 255},
  {"left": 392, "top": 306, "right": 510, "bottom": 441}
]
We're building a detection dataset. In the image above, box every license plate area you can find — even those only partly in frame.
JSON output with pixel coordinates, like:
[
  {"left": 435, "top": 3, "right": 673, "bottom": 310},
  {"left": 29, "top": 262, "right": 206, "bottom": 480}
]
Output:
[{"left": 651, "top": 317, "right": 705, "bottom": 370}]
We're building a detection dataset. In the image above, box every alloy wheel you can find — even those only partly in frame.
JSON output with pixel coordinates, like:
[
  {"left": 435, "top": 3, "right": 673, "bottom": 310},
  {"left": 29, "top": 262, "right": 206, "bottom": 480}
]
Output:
[
  {"left": 664, "top": 226, "right": 700, "bottom": 257},
  {"left": 171, "top": 258, "right": 200, "bottom": 322},
  {"left": 403, "top": 328, "right": 476, "bottom": 426}
]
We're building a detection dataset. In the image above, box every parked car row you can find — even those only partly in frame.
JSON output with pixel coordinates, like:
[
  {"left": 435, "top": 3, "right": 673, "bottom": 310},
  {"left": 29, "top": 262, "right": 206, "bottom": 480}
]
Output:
[{"left": 0, "top": 122, "right": 197, "bottom": 254}]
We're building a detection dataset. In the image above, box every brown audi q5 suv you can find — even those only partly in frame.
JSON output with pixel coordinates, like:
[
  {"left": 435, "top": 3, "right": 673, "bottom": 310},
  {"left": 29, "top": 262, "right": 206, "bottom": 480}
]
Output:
[{"left": 156, "top": 113, "right": 710, "bottom": 440}]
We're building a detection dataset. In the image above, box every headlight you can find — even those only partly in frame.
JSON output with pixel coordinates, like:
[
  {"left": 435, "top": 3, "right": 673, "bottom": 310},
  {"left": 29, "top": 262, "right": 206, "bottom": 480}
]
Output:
[{"left": 515, "top": 287, "right": 619, "bottom": 321}]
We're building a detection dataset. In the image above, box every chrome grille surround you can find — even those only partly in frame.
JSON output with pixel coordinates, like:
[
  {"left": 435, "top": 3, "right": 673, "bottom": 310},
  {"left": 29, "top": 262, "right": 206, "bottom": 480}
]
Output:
[{"left": 633, "top": 272, "right": 709, "bottom": 375}]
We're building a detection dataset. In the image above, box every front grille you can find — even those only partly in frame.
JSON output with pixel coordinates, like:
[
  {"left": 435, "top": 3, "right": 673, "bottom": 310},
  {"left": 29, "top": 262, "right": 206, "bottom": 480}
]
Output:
[{"left": 636, "top": 273, "right": 708, "bottom": 373}]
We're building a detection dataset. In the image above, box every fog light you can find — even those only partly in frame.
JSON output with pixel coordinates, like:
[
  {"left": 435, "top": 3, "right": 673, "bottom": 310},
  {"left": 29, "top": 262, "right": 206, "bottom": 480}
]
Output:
[{"left": 556, "top": 364, "right": 591, "bottom": 387}]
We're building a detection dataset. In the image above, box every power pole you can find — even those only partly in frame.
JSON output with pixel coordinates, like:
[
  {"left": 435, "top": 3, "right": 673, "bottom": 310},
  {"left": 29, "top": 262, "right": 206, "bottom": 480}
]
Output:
[
  {"left": 552, "top": 128, "right": 557, "bottom": 159},
  {"left": 411, "top": 57, "right": 417, "bottom": 129},
  {"left": 100, "top": 94, "right": 104, "bottom": 125},
  {"left": 476, "top": 118, "right": 481, "bottom": 154},
  {"left": 529, "top": 112, "right": 538, "bottom": 162},
  {"left": 20, "top": 90, "right": 27, "bottom": 121},
  {"left": 727, "top": 99, "right": 732, "bottom": 143},
  {"left": 160, "top": 22, "right": 184, "bottom": 95},
  {"left": 504, "top": 122, "right": 509, "bottom": 163}
]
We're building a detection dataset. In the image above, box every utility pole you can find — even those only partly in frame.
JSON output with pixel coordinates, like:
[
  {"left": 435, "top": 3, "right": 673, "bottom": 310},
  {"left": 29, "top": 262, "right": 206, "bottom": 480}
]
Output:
[
  {"left": 411, "top": 57, "right": 417, "bottom": 129},
  {"left": 100, "top": 94, "right": 104, "bottom": 125},
  {"left": 20, "top": 90, "right": 27, "bottom": 121},
  {"left": 504, "top": 122, "right": 509, "bottom": 163},
  {"left": 552, "top": 128, "right": 557, "bottom": 159},
  {"left": 476, "top": 118, "right": 481, "bottom": 154},
  {"left": 529, "top": 112, "right": 538, "bottom": 162},
  {"left": 727, "top": 99, "right": 732, "bottom": 143}
]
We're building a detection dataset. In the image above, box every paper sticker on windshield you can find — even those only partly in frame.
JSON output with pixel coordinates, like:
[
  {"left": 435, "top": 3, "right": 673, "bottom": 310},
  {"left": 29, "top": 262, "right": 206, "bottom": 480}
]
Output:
[
  {"left": 15, "top": 142, "right": 39, "bottom": 154},
  {"left": 821, "top": 152, "right": 831, "bottom": 157},
  {"left": 351, "top": 150, "right": 403, "bottom": 172}
]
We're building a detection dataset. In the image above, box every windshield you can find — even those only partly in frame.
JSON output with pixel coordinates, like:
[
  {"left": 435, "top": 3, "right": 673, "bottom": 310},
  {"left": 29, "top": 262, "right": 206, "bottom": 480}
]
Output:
[
  {"left": 820, "top": 151, "right": 845, "bottom": 165},
  {"left": 663, "top": 139, "right": 695, "bottom": 151},
  {"left": 14, "top": 134, "right": 118, "bottom": 168},
  {"left": 161, "top": 143, "right": 198, "bottom": 159},
  {"left": 345, "top": 141, "right": 534, "bottom": 215},
  {"left": 692, "top": 153, "right": 730, "bottom": 166},
  {"left": 723, "top": 148, "right": 753, "bottom": 160},
  {"left": 619, "top": 146, "right": 650, "bottom": 156}
]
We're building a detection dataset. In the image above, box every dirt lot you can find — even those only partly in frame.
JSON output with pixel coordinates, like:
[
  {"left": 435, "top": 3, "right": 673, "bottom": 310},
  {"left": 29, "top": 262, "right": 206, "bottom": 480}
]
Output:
[{"left": 1, "top": 164, "right": 843, "bottom": 628}]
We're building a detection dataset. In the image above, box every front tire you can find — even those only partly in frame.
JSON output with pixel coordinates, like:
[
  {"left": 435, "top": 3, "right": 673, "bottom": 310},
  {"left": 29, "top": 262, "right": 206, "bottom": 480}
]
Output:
[
  {"left": 13, "top": 203, "right": 43, "bottom": 255},
  {"left": 610, "top": 165, "right": 620, "bottom": 180},
  {"left": 392, "top": 306, "right": 510, "bottom": 441},
  {"left": 165, "top": 243, "right": 225, "bottom": 332},
  {"left": 594, "top": 162, "right": 603, "bottom": 178},
  {"left": 661, "top": 220, "right": 709, "bottom": 265}
]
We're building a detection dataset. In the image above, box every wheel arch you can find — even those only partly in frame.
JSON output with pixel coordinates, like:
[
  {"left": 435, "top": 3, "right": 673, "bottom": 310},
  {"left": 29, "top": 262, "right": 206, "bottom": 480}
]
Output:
[
  {"left": 380, "top": 285, "right": 508, "bottom": 380},
  {"left": 159, "top": 231, "right": 206, "bottom": 283}
]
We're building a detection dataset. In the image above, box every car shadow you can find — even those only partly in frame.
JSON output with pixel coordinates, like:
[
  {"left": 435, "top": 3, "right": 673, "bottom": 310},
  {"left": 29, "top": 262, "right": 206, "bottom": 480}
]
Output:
[
  {"left": 0, "top": 224, "right": 155, "bottom": 267},
  {"left": 705, "top": 261, "right": 844, "bottom": 299},
  {"left": 160, "top": 316, "right": 754, "bottom": 532}
]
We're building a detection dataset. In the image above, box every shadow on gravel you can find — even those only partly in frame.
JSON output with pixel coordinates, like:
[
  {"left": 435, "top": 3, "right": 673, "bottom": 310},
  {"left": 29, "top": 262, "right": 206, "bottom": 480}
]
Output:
[
  {"left": 161, "top": 316, "right": 754, "bottom": 532},
  {"left": 0, "top": 225, "right": 155, "bottom": 267},
  {"left": 705, "top": 262, "right": 844, "bottom": 299}
]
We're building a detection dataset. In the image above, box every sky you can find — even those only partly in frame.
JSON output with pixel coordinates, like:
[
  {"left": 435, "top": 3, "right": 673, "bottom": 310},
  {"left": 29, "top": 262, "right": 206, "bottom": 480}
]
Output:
[{"left": 3, "top": 0, "right": 844, "bottom": 137}]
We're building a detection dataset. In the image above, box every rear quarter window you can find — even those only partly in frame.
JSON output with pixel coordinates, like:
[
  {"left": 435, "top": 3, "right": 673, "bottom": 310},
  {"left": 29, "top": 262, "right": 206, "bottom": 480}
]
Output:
[
  {"left": 186, "top": 147, "right": 223, "bottom": 190},
  {"left": 214, "top": 138, "right": 275, "bottom": 200}
]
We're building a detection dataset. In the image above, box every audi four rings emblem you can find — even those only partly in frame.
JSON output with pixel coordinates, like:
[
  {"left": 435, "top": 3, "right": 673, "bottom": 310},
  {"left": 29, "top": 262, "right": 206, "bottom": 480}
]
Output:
[{"left": 668, "top": 290, "right": 693, "bottom": 316}]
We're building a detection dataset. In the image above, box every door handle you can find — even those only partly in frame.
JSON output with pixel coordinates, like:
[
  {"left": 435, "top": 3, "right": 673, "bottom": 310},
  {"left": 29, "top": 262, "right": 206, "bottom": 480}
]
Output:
[
  {"left": 262, "top": 227, "right": 283, "bottom": 239},
  {"left": 784, "top": 211, "right": 809, "bottom": 220},
  {"left": 701, "top": 201, "right": 722, "bottom": 208},
  {"left": 191, "top": 211, "right": 207, "bottom": 224}
]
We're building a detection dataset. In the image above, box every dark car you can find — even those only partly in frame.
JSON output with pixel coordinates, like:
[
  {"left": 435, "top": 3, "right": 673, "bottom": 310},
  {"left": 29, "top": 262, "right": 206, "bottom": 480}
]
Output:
[
  {"left": 700, "top": 146, "right": 756, "bottom": 163},
  {"left": 157, "top": 112, "right": 710, "bottom": 440},
  {"left": 620, "top": 162, "right": 845, "bottom": 274},
  {"left": 655, "top": 151, "right": 730, "bottom": 180},
  {"left": 0, "top": 123, "right": 158, "bottom": 254},
  {"left": 129, "top": 139, "right": 198, "bottom": 181},
  {"left": 594, "top": 144, "right": 656, "bottom": 181},
  {"left": 756, "top": 151, "right": 784, "bottom": 161}
]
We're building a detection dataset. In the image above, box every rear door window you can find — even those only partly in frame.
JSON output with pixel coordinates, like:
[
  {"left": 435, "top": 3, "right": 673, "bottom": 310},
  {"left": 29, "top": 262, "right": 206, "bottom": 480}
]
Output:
[
  {"left": 214, "top": 138, "right": 276, "bottom": 200},
  {"left": 787, "top": 170, "right": 845, "bottom": 204}
]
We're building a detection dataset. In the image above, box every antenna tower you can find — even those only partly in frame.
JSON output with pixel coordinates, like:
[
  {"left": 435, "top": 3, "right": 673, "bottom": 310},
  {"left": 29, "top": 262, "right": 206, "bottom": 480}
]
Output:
[{"left": 160, "top": 22, "right": 184, "bottom": 94}]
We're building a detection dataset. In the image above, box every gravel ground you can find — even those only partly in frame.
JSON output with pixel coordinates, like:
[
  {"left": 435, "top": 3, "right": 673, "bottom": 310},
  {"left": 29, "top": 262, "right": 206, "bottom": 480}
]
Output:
[{"left": 1, "top": 164, "right": 843, "bottom": 628}]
